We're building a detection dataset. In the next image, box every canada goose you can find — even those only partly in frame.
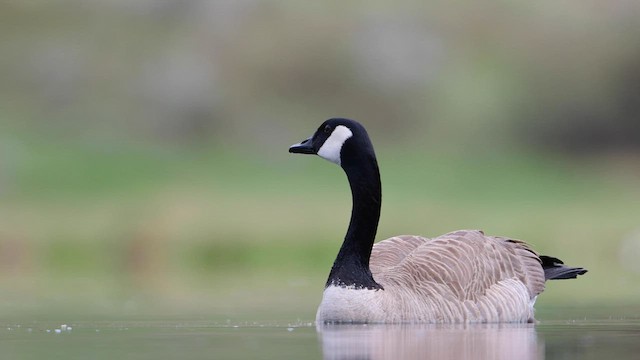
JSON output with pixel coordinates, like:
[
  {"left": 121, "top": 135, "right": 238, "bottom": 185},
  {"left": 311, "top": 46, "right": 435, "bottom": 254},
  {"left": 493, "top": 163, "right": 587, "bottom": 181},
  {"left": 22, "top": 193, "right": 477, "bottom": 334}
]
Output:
[{"left": 289, "top": 118, "right": 587, "bottom": 324}]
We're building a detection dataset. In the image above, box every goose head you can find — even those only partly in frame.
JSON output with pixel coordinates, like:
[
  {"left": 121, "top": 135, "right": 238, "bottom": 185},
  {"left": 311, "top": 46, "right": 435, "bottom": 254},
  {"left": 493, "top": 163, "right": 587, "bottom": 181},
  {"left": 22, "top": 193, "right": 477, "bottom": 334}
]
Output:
[{"left": 289, "top": 118, "right": 376, "bottom": 168}]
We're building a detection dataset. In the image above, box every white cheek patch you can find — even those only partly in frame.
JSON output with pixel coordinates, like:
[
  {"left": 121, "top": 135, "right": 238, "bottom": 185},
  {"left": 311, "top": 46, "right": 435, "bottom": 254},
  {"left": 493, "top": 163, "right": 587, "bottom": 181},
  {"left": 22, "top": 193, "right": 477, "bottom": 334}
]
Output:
[{"left": 317, "top": 125, "right": 353, "bottom": 165}]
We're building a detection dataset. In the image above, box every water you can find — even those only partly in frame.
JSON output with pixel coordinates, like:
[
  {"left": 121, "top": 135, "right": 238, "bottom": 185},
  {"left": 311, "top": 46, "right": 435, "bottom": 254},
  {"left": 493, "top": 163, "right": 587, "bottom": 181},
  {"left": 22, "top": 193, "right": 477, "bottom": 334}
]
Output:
[
  {"left": 318, "top": 320, "right": 640, "bottom": 359},
  {"left": 2, "top": 310, "right": 639, "bottom": 359}
]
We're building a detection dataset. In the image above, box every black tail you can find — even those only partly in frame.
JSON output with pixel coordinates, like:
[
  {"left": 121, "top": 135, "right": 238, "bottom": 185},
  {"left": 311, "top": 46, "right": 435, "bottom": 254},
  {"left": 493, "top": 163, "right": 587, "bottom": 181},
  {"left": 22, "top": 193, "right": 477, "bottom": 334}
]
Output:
[{"left": 540, "top": 255, "right": 587, "bottom": 280}]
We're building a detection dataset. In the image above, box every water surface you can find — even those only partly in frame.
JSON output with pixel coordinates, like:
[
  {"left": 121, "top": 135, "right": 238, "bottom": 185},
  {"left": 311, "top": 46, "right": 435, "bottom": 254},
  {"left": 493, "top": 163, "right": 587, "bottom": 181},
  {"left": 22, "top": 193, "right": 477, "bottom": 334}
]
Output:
[{"left": 2, "top": 308, "right": 639, "bottom": 359}]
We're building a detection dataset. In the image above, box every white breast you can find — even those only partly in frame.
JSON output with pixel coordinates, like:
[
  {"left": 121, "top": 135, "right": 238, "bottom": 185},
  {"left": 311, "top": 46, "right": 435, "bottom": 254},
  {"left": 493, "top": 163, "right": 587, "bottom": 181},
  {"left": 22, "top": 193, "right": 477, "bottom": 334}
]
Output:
[{"left": 316, "top": 285, "right": 385, "bottom": 323}]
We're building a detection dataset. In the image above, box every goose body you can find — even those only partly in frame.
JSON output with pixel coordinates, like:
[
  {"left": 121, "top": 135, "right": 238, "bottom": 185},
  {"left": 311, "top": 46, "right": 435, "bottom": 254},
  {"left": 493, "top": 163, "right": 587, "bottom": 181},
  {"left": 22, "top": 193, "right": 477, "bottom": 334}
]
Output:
[{"left": 289, "top": 118, "right": 586, "bottom": 324}]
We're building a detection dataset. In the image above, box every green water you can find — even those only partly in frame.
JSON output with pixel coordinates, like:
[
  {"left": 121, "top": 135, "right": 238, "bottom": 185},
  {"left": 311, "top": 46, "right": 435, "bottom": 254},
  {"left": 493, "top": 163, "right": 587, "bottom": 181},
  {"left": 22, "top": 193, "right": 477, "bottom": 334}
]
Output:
[{"left": 2, "top": 308, "right": 639, "bottom": 360}]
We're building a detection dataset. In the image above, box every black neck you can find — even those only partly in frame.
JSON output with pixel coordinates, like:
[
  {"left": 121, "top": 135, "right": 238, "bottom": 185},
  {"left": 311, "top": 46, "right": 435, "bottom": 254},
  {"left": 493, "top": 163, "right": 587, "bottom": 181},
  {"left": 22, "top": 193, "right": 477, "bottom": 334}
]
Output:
[{"left": 326, "top": 151, "right": 383, "bottom": 290}]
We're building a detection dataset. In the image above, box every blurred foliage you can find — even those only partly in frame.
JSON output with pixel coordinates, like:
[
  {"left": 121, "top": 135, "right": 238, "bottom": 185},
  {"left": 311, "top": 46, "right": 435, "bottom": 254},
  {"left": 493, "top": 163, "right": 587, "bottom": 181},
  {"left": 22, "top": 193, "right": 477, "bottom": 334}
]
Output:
[
  {"left": 0, "top": 1, "right": 639, "bottom": 317},
  {"left": 2, "top": 1, "right": 639, "bottom": 151}
]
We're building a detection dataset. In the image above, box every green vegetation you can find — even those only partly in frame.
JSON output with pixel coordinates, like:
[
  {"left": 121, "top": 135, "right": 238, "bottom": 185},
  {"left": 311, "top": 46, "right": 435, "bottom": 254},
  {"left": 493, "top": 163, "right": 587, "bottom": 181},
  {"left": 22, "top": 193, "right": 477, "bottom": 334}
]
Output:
[{"left": 1, "top": 133, "right": 639, "bottom": 319}]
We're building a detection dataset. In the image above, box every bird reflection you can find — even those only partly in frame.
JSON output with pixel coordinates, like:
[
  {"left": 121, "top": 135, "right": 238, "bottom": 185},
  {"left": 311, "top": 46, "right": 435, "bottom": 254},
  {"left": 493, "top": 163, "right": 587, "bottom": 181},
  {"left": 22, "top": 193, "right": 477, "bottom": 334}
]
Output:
[{"left": 317, "top": 322, "right": 543, "bottom": 360}]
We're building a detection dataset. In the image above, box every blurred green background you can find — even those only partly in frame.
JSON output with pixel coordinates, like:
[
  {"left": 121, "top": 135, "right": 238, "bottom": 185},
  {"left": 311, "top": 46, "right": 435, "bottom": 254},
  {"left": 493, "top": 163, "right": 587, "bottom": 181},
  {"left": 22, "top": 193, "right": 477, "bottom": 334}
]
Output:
[{"left": 1, "top": 1, "right": 639, "bottom": 320}]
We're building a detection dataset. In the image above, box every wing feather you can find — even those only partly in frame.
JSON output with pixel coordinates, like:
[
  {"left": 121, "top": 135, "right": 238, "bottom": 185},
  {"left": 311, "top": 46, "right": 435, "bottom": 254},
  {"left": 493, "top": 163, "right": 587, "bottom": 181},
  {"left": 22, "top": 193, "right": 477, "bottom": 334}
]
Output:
[{"left": 370, "top": 230, "right": 546, "bottom": 301}]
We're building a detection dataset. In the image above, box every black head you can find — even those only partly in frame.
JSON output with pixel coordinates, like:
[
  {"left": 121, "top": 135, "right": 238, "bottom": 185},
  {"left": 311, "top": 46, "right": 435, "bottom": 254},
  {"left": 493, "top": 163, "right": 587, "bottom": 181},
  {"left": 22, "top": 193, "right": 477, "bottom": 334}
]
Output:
[{"left": 289, "top": 118, "right": 375, "bottom": 167}]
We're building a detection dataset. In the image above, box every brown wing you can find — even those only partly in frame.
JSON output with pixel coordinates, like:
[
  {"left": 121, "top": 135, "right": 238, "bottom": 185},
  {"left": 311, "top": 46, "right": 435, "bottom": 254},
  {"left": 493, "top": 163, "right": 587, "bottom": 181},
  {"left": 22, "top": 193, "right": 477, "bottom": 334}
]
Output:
[
  {"left": 370, "top": 230, "right": 546, "bottom": 301},
  {"left": 370, "top": 235, "right": 429, "bottom": 271}
]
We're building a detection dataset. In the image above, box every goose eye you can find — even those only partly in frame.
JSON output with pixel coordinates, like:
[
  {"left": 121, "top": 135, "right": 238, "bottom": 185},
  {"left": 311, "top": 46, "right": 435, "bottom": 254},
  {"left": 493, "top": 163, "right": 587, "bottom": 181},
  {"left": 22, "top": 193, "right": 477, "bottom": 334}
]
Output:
[{"left": 323, "top": 125, "right": 332, "bottom": 134}]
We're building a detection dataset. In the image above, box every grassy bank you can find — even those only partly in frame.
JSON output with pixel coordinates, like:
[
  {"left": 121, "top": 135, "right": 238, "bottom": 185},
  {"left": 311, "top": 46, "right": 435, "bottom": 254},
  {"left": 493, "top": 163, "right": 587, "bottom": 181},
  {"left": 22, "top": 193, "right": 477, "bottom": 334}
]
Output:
[{"left": 1, "top": 137, "right": 639, "bottom": 318}]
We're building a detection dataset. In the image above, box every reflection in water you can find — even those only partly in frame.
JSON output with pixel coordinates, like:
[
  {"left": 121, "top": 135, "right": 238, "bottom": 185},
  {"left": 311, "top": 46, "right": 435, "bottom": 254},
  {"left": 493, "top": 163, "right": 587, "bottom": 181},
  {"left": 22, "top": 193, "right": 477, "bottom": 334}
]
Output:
[{"left": 318, "top": 323, "right": 543, "bottom": 360}]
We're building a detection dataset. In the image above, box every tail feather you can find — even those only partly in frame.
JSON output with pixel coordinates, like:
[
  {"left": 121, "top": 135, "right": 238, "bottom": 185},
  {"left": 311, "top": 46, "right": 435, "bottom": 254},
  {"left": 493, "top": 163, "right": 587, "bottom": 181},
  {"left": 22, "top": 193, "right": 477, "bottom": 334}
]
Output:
[{"left": 540, "top": 255, "right": 587, "bottom": 280}]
